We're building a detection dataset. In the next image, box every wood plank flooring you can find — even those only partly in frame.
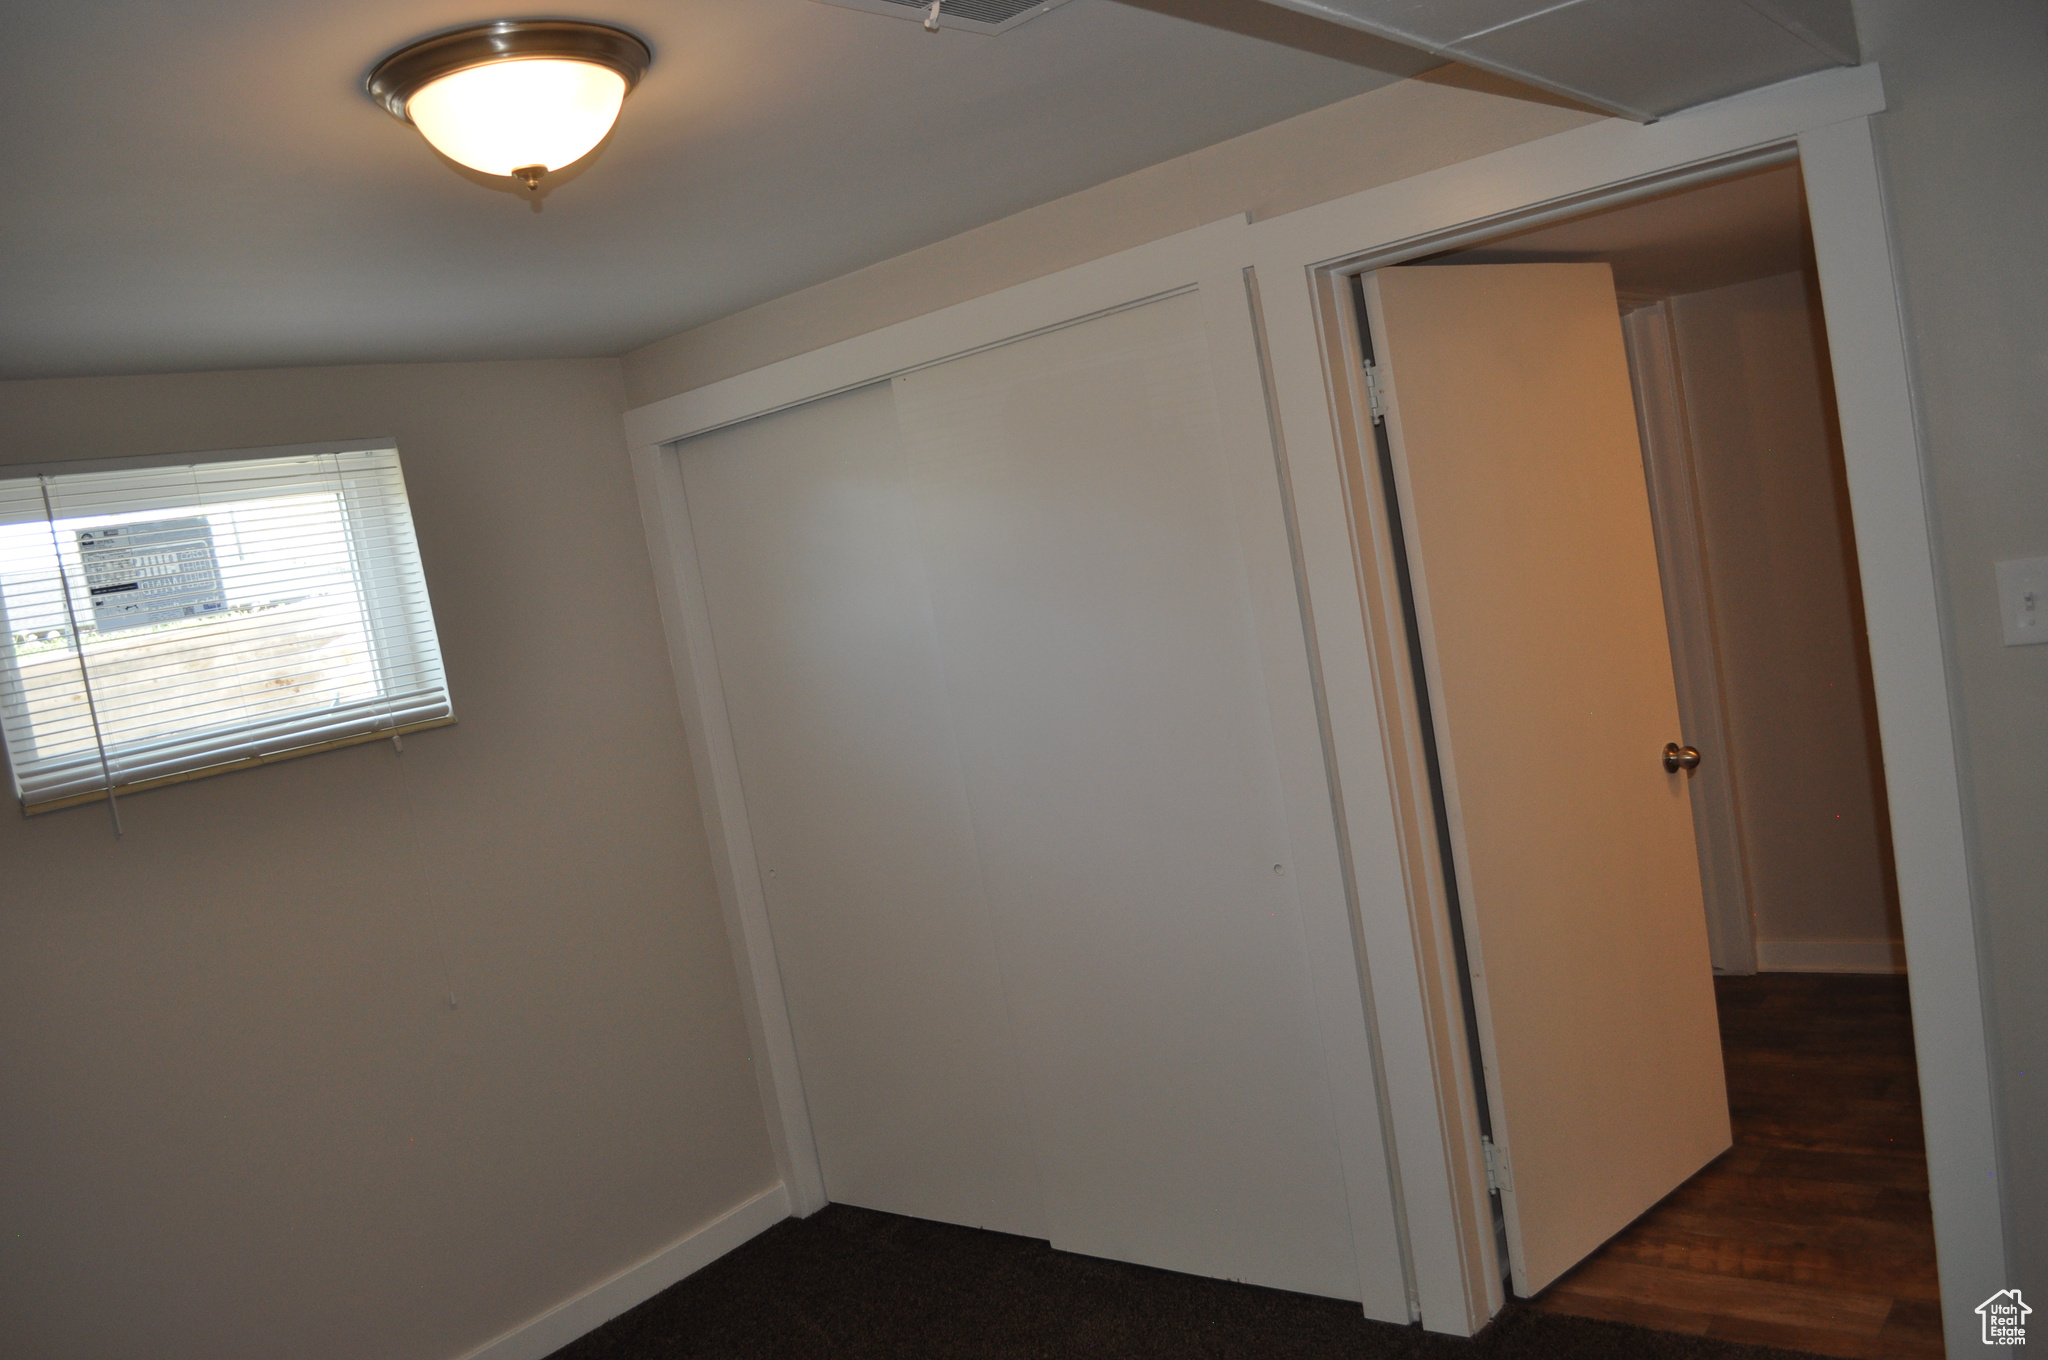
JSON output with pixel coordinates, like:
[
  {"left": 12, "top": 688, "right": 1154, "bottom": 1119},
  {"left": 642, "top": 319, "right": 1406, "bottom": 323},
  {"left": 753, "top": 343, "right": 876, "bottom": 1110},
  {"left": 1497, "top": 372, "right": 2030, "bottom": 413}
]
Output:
[{"left": 1535, "top": 973, "right": 1943, "bottom": 1358}]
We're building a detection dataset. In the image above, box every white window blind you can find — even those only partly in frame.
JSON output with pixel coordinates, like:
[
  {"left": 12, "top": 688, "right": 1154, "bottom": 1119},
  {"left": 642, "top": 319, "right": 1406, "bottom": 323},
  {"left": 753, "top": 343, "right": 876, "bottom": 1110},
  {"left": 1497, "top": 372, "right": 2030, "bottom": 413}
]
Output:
[{"left": 0, "top": 444, "right": 451, "bottom": 813}]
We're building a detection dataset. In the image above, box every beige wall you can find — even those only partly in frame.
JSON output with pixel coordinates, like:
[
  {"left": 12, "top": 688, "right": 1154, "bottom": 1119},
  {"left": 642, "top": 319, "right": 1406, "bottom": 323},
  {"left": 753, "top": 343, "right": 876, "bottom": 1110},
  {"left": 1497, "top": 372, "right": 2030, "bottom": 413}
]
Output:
[
  {"left": 1670, "top": 271, "right": 1903, "bottom": 954},
  {"left": 0, "top": 360, "right": 775, "bottom": 1360},
  {"left": 622, "top": 68, "right": 1600, "bottom": 407},
  {"left": 1854, "top": 0, "right": 2048, "bottom": 1293}
]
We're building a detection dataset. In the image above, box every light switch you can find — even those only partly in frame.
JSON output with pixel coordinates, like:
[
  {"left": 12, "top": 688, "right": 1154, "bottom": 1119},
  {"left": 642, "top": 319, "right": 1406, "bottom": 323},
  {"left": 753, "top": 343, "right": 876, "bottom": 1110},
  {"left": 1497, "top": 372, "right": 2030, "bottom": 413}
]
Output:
[{"left": 1997, "top": 557, "right": 2048, "bottom": 646}]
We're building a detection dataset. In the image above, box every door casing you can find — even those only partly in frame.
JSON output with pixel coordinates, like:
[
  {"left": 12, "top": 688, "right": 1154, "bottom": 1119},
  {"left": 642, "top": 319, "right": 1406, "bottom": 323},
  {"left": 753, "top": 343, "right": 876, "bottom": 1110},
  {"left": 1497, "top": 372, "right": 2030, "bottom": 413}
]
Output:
[
  {"left": 1247, "top": 69, "right": 2003, "bottom": 1352},
  {"left": 1621, "top": 300, "right": 1760, "bottom": 976}
]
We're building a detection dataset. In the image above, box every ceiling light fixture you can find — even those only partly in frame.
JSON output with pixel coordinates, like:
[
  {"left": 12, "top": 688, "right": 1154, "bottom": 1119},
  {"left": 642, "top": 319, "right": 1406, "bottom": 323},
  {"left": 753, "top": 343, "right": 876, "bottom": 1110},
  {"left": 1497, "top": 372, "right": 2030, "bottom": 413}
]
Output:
[{"left": 368, "top": 20, "right": 651, "bottom": 191}]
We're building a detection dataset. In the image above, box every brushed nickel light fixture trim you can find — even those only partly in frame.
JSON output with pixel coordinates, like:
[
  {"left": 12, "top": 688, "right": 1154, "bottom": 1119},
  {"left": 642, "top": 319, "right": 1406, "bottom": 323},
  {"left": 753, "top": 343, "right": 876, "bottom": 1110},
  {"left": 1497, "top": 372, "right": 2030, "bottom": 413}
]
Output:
[{"left": 368, "top": 20, "right": 652, "bottom": 190}]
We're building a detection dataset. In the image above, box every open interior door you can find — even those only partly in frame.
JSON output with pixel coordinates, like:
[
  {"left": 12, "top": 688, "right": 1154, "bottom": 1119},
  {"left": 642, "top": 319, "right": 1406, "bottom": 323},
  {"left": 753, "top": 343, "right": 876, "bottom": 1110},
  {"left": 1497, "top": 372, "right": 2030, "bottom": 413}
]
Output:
[{"left": 1362, "top": 262, "right": 1732, "bottom": 1297}]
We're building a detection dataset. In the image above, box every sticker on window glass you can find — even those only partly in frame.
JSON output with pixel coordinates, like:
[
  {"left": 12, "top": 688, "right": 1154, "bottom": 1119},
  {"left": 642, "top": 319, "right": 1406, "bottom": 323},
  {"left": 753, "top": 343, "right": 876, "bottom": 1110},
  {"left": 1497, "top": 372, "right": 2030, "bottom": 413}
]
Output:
[{"left": 76, "top": 518, "right": 228, "bottom": 633}]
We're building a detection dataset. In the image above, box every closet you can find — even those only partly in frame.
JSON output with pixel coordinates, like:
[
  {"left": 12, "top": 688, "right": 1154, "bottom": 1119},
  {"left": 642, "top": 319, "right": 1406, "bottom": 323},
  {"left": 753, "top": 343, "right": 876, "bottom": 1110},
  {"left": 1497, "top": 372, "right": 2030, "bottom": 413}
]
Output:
[{"left": 677, "top": 291, "right": 1367, "bottom": 1300}]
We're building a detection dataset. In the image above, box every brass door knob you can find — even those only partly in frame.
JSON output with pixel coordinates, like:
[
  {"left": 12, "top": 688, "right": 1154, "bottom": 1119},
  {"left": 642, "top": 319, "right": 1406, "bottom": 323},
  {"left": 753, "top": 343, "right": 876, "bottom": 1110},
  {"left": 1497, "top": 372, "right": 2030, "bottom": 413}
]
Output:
[{"left": 1663, "top": 742, "right": 1702, "bottom": 773}]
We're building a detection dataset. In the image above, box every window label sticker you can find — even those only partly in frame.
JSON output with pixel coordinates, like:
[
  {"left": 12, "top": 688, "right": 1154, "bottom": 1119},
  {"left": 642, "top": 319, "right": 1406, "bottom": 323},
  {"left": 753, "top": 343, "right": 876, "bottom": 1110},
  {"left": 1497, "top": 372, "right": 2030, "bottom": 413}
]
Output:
[{"left": 76, "top": 517, "right": 228, "bottom": 633}]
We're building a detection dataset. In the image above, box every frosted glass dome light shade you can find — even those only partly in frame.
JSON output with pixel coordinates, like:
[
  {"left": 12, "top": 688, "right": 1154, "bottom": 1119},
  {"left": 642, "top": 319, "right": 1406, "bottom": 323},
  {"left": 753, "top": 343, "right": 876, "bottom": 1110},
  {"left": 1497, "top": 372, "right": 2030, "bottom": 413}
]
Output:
[
  {"left": 368, "top": 20, "right": 651, "bottom": 189},
  {"left": 408, "top": 60, "right": 626, "bottom": 178}
]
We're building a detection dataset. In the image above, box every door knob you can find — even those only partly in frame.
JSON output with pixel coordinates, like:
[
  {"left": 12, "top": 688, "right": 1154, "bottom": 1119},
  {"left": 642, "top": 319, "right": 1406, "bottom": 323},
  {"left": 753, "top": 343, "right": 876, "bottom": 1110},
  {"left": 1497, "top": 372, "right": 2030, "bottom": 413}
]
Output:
[{"left": 1663, "top": 742, "right": 1702, "bottom": 773}]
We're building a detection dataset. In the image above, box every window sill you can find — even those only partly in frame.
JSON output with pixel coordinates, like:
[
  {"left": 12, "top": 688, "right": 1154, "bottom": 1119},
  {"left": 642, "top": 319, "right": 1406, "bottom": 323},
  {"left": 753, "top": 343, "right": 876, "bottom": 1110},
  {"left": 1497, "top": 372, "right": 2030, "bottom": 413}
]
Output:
[{"left": 21, "top": 714, "right": 457, "bottom": 816}]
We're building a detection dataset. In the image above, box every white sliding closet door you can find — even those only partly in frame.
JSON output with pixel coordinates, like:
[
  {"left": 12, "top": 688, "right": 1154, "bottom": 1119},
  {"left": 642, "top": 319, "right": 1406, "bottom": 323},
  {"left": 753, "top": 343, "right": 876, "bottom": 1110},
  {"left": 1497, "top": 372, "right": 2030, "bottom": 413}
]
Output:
[
  {"left": 681, "top": 384, "right": 1046, "bottom": 1238},
  {"left": 890, "top": 293, "right": 1355, "bottom": 1297},
  {"left": 680, "top": 291, "right": 1359, "bottom": 1300}
]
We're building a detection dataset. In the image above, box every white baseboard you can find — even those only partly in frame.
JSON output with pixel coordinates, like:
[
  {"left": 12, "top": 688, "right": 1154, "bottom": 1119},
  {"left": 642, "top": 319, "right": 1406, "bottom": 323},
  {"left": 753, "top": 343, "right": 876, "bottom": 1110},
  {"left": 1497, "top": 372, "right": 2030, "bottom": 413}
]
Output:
[
  {"left": 455, "top": 1181, "right": 792, "bottom": 1360},
  {"left": 1754, "top": 938, "right": 1907, "bottom": 974}
]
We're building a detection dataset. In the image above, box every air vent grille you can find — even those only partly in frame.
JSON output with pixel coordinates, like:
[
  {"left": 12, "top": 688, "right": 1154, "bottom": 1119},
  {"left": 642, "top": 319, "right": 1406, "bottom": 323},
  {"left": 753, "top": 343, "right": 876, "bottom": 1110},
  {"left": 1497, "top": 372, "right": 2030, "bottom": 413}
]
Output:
[{"left": 811, "top": 0, "right": 1076, "bottom": 36}]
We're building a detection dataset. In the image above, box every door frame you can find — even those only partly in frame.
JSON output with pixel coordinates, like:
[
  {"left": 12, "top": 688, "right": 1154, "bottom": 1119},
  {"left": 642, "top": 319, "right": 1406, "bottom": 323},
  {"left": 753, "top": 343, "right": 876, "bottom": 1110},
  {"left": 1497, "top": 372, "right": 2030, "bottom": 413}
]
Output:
[
  {"left": 623, "top": 214, "right": 1417, "bottom": 1322},
  {"left": 1619, "top": 300, "right": 1760, "bottom": 977},
  {"left": 1246, "top": 63, "right": 2004, "bottom": 1351}
]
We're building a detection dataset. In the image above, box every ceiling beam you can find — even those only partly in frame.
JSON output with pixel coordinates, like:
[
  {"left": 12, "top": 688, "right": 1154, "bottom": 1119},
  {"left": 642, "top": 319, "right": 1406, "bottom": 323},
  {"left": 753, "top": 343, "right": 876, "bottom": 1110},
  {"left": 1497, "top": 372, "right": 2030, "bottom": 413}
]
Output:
[{"left": 1242, "top": 0, "right": 1859, "bottom": 121}]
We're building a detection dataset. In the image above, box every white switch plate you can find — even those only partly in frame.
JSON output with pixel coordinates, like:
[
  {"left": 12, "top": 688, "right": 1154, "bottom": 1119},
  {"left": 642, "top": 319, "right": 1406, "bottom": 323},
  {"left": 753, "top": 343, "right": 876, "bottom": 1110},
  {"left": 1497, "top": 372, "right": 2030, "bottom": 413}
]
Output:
[{"left": 1997, "top": 557, "right": 2048, "bottom": 646}]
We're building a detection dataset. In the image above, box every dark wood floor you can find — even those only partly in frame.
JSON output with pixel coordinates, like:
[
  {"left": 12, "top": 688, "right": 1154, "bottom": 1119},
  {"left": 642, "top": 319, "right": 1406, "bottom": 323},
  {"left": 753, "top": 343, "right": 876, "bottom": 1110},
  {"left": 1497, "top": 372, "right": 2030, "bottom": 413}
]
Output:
[{"left": 1535, "top": 973, "right": 1942, "bottom": 1358}]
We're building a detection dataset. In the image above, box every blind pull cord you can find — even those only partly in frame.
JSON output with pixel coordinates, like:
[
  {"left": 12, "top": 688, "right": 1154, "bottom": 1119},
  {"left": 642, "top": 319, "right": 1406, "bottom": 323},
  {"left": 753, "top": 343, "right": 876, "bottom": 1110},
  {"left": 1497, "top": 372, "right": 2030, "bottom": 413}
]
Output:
[{"left": 39, "top": 478, "right": 123, "bottom": 838}]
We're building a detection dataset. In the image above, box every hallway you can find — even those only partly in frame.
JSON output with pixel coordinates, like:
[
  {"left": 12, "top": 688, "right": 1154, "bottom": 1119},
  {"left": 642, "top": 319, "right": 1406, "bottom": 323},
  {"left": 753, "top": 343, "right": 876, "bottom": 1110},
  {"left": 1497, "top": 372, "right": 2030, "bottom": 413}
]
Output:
[{"left": 1537, "top": 974, "right": 1941, "bottom": 1358}]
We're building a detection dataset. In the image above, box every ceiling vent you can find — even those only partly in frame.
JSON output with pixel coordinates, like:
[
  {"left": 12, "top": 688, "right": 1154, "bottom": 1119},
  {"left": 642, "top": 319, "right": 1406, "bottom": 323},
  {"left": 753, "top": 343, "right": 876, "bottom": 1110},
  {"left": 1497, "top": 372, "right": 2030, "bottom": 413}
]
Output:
[{"left": 811, "top": 0, "right": 1077, "bottom": 36}]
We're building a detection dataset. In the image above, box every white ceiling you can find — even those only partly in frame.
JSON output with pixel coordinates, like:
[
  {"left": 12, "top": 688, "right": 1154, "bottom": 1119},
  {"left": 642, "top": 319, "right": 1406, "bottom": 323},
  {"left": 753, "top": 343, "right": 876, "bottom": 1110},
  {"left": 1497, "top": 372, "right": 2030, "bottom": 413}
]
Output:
[
  {"left": 0, "top": 0, "right": 1439, "bottom": 380},
  {"left": 1432, "top": 162, "right": 1813, "bottom": 298}
]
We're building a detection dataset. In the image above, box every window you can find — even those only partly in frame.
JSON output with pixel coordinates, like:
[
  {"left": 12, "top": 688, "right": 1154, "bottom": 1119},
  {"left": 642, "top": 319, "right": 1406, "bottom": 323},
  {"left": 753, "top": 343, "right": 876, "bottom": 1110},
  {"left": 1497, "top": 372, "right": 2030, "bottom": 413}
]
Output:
[{"left": 0, "top": 442, "right": 451, "bottom": 814}]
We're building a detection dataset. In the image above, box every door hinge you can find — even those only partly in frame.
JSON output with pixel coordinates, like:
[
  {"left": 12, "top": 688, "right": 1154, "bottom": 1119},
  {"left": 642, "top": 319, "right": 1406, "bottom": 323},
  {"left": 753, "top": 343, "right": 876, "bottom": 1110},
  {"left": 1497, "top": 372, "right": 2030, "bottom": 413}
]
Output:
[
  {"left": 1363, "top": 361, "right": 1387, "bottom": 425},
  {"left": 1482, "top": 1135, "right": 1514, "bottom": 1193}
]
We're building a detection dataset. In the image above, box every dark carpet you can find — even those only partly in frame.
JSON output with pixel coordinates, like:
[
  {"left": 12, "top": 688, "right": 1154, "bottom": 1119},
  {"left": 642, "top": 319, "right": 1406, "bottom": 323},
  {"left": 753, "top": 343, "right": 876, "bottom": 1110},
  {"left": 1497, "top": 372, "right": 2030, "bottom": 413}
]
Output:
[{"left": 550, "top": 1203, "right": 1828, "bottom": 1359}]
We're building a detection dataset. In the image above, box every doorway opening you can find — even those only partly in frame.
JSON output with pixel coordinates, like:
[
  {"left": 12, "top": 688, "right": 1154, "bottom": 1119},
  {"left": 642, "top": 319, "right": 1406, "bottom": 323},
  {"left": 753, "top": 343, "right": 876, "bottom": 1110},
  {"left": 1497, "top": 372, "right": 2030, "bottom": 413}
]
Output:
[{"left": 1346, "top": 161, "right": 1939, "bottom": 1357}]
